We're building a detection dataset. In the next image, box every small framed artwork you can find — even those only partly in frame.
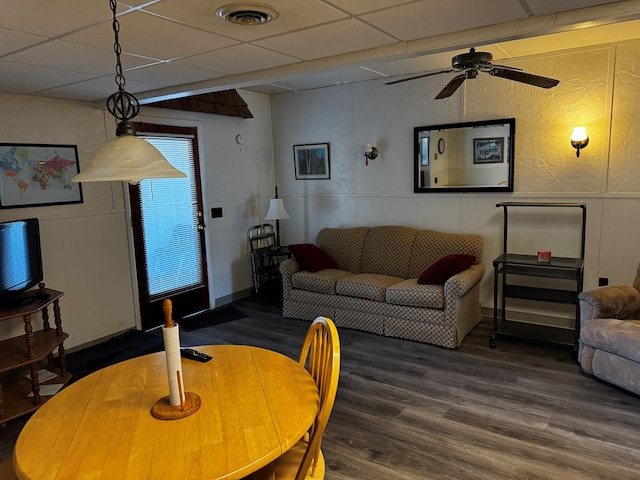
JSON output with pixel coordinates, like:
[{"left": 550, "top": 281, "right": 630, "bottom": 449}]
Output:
[
  {"left": 0, "top": 143, "right": 83, "bottom": 208},
  {"left": 293, "top": 143, "right": 330, "bottom": 180},
  {"left": 473, "top": 137, "right": 504, "bottom": 164}
]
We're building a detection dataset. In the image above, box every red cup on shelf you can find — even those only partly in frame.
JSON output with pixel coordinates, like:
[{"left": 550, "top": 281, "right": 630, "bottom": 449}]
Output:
[{"left": 537, "top": 250, "right": 551, "bottom": 263}]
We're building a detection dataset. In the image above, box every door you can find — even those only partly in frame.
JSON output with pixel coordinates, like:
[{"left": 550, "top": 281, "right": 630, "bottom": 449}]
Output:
[{"left": 129, "top": 123, "right": 209, "bottom": 330}]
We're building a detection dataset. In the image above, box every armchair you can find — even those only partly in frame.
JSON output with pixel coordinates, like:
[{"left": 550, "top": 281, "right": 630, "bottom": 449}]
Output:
[{"left": 578, "top": 264, "right": 640, "bottom": 395}]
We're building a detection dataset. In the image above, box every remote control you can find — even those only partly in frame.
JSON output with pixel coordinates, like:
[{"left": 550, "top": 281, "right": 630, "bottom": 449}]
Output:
[{"left": 180, "top": 348, "right": 212, "bottom": 363}]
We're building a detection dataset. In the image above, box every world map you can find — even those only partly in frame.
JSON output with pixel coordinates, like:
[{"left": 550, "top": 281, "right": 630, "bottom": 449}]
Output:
[{"left": 0, "top": 145, "right": 81, "bottom": 206}]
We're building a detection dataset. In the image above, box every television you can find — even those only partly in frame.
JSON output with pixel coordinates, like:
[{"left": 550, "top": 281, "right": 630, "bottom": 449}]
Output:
[{"left": 0, "top": 218, "right": 44, "bottom": 309}]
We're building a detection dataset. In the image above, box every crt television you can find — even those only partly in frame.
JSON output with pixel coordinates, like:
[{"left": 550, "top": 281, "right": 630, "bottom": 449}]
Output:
[{"left": 0, "top": 218, "right": 44, "bottom": 308}]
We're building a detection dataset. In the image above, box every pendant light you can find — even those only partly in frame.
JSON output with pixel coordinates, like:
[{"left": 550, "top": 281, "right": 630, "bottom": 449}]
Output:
[{"left": 72, "top": 0, "right": 186, "bottom": 185}]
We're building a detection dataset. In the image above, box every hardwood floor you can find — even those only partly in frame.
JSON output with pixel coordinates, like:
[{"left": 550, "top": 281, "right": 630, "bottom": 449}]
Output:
[{"left": 2, "top": 296, "right": 639, "bottom": 479}]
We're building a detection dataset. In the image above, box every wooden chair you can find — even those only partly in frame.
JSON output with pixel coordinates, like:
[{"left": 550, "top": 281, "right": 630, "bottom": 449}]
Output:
[{"left": 248, "top": 316, "right": 340, "bottom": 480}]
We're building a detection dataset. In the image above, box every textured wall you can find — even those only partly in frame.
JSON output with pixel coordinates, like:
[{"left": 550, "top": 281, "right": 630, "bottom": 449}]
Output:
[{"left": 272, "top": 39, "right": 640, "bottom": 311}]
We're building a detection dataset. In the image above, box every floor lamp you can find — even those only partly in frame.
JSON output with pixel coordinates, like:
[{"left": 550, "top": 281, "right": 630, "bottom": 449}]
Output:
[{"left": 264, "top": 186, "right": 290, "bottom": 245}]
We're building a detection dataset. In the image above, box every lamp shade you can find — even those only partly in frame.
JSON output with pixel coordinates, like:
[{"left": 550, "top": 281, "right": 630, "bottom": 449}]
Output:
[
  {"left": 570, "top": 126, "right": 588, "bottom": 143},
  {"left": 264, "top": 198, "right": 290, "bottom": 220},
  {"left": 72, "top": 135, "right": 186, "bottom": 185}
]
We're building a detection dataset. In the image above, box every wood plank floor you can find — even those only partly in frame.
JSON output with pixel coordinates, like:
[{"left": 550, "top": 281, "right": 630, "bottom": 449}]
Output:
[{"left": 3, "top": 296, "right": 640, "bottom": 479}]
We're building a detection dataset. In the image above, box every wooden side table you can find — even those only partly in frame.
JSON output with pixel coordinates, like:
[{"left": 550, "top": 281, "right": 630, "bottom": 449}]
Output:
[{"left": 0, "top": 285, "right": 71, "bottom": 425}]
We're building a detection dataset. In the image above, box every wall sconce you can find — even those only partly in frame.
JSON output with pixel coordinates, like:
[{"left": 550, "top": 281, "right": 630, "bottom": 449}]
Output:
[
  {"left": 571, "top": 127, "right": 589, "bottom": 157},
  {"left": 363, "top": 144, "right": 378, "bottom": 166}
]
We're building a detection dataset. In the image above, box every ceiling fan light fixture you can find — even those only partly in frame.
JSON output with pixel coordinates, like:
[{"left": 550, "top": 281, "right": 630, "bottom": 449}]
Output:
[{"left": 216, "top": 3, "right": 280, "bottom": 25}]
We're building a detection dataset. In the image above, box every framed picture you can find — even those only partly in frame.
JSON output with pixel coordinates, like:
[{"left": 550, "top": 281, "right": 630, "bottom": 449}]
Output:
[
  {"left": 293, "top": 143, "right": 330, "bottom": 180},
  {"left": 473, "top": 137, "right": 504, "bottom": 164},
  {"left": 0, "top": 143, "right": 83, "bottom": 208}
]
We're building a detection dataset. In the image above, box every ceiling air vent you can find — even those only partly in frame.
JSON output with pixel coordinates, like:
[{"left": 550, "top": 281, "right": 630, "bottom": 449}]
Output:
[{"left": 216, "top": 3, "right": 280, "bottom": 25}]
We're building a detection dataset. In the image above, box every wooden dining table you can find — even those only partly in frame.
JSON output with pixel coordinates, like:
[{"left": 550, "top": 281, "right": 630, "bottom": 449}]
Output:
[{"left": 13, "top": 344, "right": 319, "bottom": 480}]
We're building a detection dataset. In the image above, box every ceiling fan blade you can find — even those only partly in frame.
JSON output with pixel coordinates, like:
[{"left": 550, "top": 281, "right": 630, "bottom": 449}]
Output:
[
  {"left": 435, "top": 74, "right": 466, "bottom": 99},
  {"left": 384, "top": 69, "right": 454, "bottom": 86},
  {"left": 490, "top": 68, "right": 559, "bottom": 89}
]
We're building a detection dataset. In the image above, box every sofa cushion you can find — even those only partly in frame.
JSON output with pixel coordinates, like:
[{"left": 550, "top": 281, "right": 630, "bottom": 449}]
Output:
[
  {"left": 408, "top": 230, "right": 483, "bottom": 279},
  {"left": 359, "top": 226, "right": 417, "bottom": 278},
  {"left": 386, "top": 279, "right": 444, "bottom": 308},
  {"left": 336, "top": 273, "right": 403, "bottom": 302},
  {"left": 288, "top": 243, "right": 337, "bottom": 273},
  {"left": 291, "top": 269, "right": 353, "bottom": 295},
  {"left": 418, "top": 254, "right": 476, "bottom": 285},
  {"left": 317, "top": 227, "right": 370, "bottom": 273},
  {"left": 580, "top": 318, "right": 640, "bottom": 364}
]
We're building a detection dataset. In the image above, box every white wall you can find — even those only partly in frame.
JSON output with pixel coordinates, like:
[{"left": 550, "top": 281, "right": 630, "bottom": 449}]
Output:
[
  {"left": 271, "top": 41, "right": 640, "bottom": 318},
  {"left": 0, "top": 90, "right": 273, "bottom": 349}
]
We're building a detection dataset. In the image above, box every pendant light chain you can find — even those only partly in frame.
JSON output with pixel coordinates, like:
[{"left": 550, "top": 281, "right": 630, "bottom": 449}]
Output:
[{"left": 107, "top": 0, "right": 140, "bottom": 133}]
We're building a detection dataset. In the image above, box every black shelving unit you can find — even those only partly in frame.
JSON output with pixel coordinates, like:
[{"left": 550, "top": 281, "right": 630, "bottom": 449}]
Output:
[{"left": 491, "top": 202, "right": 586, "bottom": 350}]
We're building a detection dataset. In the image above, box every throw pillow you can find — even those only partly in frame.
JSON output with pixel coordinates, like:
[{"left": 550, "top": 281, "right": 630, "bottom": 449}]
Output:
[
  {"left": 417, "top": 254, "right": 476, "bottom": 285},
  {"left": 289, "top": 243, "right": 337, "bottom": 273}
]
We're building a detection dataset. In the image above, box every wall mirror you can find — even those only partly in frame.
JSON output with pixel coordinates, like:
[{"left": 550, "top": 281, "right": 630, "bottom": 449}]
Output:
[{"left": 414, "top": 118, "right": 515, "bottom": 193}]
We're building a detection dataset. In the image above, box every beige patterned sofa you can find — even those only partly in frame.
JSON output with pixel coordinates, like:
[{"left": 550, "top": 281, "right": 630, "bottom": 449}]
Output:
[{"left": 280, "top": 225, "right": 484, "bottom": 348}]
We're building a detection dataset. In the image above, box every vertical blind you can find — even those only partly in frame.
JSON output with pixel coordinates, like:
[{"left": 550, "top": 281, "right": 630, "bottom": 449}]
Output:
[{"left": 137, "top": 135, "right": 203, "bottom": 298}]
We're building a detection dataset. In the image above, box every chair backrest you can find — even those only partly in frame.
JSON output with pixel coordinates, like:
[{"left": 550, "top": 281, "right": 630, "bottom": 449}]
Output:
[{"left": 296, "top": 317, "right": 340, "bottom": 480}]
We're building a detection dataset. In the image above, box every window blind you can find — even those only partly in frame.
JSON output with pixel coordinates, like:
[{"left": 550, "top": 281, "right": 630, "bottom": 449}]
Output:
[{"left": 137, "top": 136, "right": 203, "bottom": 298}]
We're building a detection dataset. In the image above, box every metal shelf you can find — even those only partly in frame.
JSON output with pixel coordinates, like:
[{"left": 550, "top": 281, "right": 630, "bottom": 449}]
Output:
[{"left": 491, "top": 203, "right": 586, "bottom": 351}]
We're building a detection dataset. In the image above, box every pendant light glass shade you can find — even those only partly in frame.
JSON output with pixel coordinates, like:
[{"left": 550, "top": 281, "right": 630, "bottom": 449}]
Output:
[{"left": 72, "top": 135, "right": 186, "bottom": 185}]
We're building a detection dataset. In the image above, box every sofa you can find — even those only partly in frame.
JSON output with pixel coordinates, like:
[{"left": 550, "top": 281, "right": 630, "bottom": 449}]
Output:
[
  {"left": 578, "top": 263, "right": 640, "bottom": 395},
  {"left": 280, "top": 225, "right": 484, "bottom": 348}
]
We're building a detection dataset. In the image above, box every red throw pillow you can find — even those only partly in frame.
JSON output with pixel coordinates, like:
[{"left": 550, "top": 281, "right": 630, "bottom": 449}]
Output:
[
  {"left": 288, "top": 243, "right": 337, "bottom": 273},
  {"left": 417, "top": 254, "right": 476, "bottom": 285}
]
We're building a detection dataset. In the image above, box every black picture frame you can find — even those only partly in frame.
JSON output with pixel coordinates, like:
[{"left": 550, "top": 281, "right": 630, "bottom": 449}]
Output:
[
  {"left": 473, "top": 137, "right": 504, "bottom": 164},
  {"left": 293, "top": 143, "right": 330, "bottom": 180},
  {"left": 0, "top": 143, "right": 83, "bottom": 208}
]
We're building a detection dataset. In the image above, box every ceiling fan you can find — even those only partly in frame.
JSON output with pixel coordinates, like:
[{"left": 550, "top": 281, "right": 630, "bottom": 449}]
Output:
[{"left": 385, "top": 48, "right": 560, "bottom": 99}]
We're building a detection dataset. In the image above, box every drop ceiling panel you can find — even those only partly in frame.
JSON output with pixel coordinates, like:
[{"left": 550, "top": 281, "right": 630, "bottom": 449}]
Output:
[
  {"left": 254, "top": 19, "right": 396, "bottom": 60},
  {"left": 0, "top": 28, "right": 47, "bottom": 56},
  {"left": 360, "top": 0, "right": 529, "bottom": 41},
  {"left": 0, "top": 0, "right": 638, "bottom": 102},
  {"left": 524, "top": 0, "right": 621, "bottom": 15},
  {"left": 145, "top": 0, "right": 348, "bottom": 41},
  {"left": 0, "top": 60, "right": 97, "bottom": 96},
  {"left": 3, "top": 40, "right": 152, "bottom": 75},
  {"left": 64, "top": 10, "right": 238, "bottom": 61},
  {"left": 39, "top": 75, "right": 166, "bottom": 102},
  {"left": 123, "top": 62, "right": 226, "bottom": 87},
  {"left": 271, "top": 64, "right": 384, "bottom": 91},
  {"left": 175, "top": 43, "right": 300, "bottom": 75},
  {"left": 328, "top": 0, "right": 422, "bottom": 15},
  {"left": 0, "top": 0, "right": 111, "bottom": 37}
]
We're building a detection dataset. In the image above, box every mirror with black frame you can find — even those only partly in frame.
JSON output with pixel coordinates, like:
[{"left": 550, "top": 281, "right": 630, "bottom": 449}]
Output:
[{"left": 414, "top": 118, "right": 515, "bottom": 193}]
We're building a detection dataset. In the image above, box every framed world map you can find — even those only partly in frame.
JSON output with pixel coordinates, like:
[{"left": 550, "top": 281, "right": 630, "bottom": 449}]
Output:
[{"left": 0, "top": 143, "right": 83, "bottom": 208}]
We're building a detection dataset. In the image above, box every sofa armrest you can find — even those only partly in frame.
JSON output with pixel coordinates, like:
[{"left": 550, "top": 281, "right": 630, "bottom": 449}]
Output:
[
  {"left": 280, "top": 258, "right": 301, "bottom": 299},
  {"left": 445, "top": 263, "right": 485, "bottom": 298},
  {"left": 578, "top": 285, "right": 640, "bottom": 323}
]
